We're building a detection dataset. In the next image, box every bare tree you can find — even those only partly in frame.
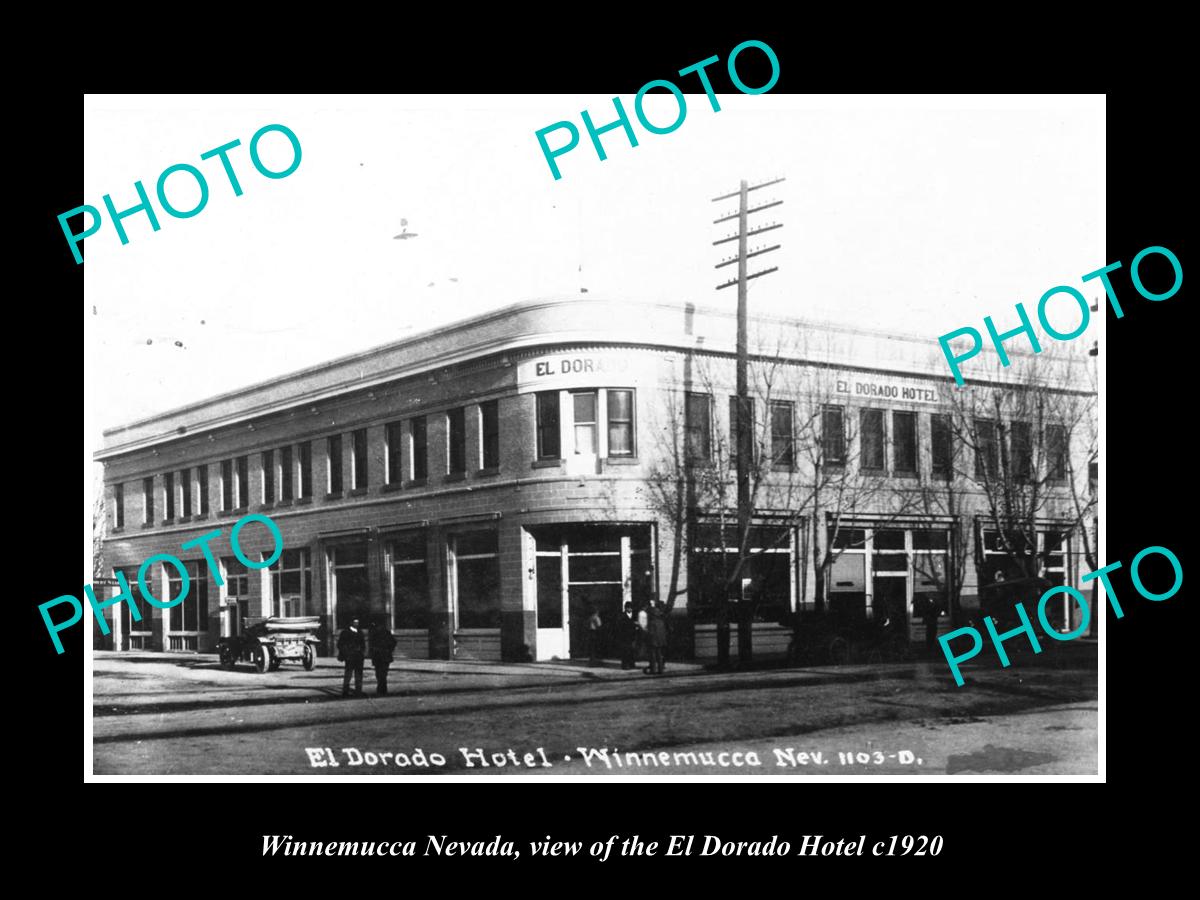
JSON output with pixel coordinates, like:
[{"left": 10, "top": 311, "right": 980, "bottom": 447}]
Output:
[
  {"left": 641, "top": 324, "right": 923, "bottom": 664},
  {"left": 927, "top": 346, "right": 1096, "bottom": 628}
]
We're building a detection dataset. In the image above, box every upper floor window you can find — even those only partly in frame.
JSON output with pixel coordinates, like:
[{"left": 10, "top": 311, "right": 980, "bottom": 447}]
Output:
[
  {"left": 893, "top": 410, "right": 917, "bottom": 476},
  {"left": 262, "top": 450, "right": 275, "bottom": 504},
  {"left": 770, "top": 401, "right": 794, "bottom": 468},
  {"left": 1045, "top": 423, "right": 1068, "bottom": 482},
  {"left": 1010, "top": 420, "right": 1032, "bottom": 481},
  {"left": 447, "top": 408, "right": 467, "bottom": 474},
  {"left": 974, "top": 419, "right": 999, "bottom": 479},
  {"left": 607, "top": 390, "right": 635, "bottom": 457},
  {"left": 297, "top": 442, "right": 311, "bottom": 498},
  {"left": 535, "top": 393, "right": 560, "bottom": 460},
  {"left": 236, "top": 456, "right": 249, "bottom": 508},
  {"left": 221, "top": 460, "right": 234, "bottom": 510},
  {"left": 729, "top": 396, "right": 755, "bottom": 468},
  {"left": 572, "top": 392, "right": 598, "bottom": 455},
  {"left": 281, "top": 446, "right": 294, "bottom": 502},
  {"left": 931, "top": 414, "right": 952, "bottom": 479},
  {"left": 480, "top": 400, "right": 500, "bottom": 469},
  {"left": 351, "top": 428, "right": 368, "bottom": 490},
  {"left": 114, "top": 482, "right": 125, "bottom": 529},
  {"left": 860, "top": 408, "right": 885, "bottom": 472},
  {"left": 327, "top": 434, "right": 344, "bottom": 494},
  {"left": 386, "top": 421, "right": 404, "bottom": 485},
  {"left": 164, "top": 471, "right": 175, "bottom": 521},
  {"left": 821, "top": 405, "right": 845, "bottom": 465},
  {"left": 143, "top": 476, "right": 155, "bottom": 524},
  {"left": 180, "top": 468, "right": 192, "bottom": 517},
  {"left": 411, "top": 416, "right": 429, "bottom": 480},
  {"left": 684, "top": 392, "right": 712, "bottom": 463},
  {"left": 197, "top": 465, "right": 210, "bottom": 516}
]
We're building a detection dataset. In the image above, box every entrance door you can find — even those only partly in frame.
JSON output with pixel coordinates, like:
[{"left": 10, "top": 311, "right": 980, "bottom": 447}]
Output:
[
  {"left": 568, "top": 583, "right": 623, "bottom": 659},
  {"left": 532, "top": 524, "right": 651, "bottom": 661},
  {"left": 566, "top": 527, "right": 624, "bottom": 659},
  {"left": 872, "top": 577, "right": 908, "bottom": 632}
]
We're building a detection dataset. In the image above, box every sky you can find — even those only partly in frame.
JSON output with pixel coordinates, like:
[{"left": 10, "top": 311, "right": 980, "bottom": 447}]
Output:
[{"left": 83, "top": 94, "right": 1104, "bottom": 441}]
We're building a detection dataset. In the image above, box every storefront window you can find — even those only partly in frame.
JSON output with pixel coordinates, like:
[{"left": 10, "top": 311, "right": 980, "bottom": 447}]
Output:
[
  {"left": 167, "top": 561, "right": 209, "bottom": 632},
  {"left": 689, "top": 524, "right": 793, "bottom": 624},
  {"left": 115, "top": 567, "right": 150, "bottom": 641},
  {"left": 270, "top": 548, "right": 311, "bottom": 618},
  {"left": 391, "top": 533, "right": 429, "bottom": 629},
  {"left": 330, "top": 544, "right": 366, "bottom": 624},
  {"left": 223, "top": 556, "right": 250, "bottom": 635},
  {"left": 455, "top": 531, "right": 501, "bottom": 629}
]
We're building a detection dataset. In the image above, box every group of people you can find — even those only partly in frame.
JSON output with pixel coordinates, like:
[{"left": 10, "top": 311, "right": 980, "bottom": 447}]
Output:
[
  {"left": 336, "top": 618, "right": 396, "bottom": 698},
  {"left": 589, "top": 600, "right": 669, "bottom": 675},
  {"left": 339, "top": 599, "right": 671, "bottom": 696}
]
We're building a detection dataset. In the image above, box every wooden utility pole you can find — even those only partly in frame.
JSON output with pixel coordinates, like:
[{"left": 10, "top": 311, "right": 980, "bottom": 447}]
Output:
[{"left": 712, "top": 177, "right": 784, "bottom": 666}]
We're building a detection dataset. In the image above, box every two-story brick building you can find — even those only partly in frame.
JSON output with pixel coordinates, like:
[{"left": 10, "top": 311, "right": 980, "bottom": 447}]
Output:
[{"left": 94, "top": 297, "right": 1096, "bottom": 662}]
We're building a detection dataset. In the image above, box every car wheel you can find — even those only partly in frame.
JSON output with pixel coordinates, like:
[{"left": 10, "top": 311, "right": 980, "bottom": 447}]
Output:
[
  {"left": 254, "top": 646, "right": 270, "bottom": 674},
  {"left": 219, "top": 646, "right": 235, "bottom": 668},
  {"left": 303, "top": 643, "right": 316, "bottom": 671}
]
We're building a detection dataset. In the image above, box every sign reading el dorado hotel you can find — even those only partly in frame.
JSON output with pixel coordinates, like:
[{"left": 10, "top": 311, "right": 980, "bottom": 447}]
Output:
[{"left": 836, "top": 377, "right": 939, "bottom": 404}]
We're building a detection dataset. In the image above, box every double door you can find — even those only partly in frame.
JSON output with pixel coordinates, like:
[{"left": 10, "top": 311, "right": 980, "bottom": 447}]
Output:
[{"left": 534, "top": 524, "right": 653, "bottom": 661}]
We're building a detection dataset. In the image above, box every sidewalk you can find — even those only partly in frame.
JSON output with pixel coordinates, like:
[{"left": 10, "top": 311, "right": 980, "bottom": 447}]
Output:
[{"left": 94, "top": 650, "right": 707, "bottom": 680}]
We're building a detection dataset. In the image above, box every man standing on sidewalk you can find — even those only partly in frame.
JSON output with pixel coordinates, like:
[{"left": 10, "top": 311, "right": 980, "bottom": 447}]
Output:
[
  {"left": 619, "top": 602, "right": 638, "bottom": 670},
  {"left": 645, "top": 601, "right": 668, "bottom": 675},
  {"left": 369, "top": 619, "right": 398, "bottom": 696},
  {"left": 587, "top": 605, "right": 603, "bottom": 664},
  {"left": 337, "top": 618, "right": 365, "bottom": 698}
]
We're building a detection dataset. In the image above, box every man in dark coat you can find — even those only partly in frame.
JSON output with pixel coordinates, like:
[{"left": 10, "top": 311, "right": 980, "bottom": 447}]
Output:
[
  {"left": 619, "top": 602, "right": 638, "bottom": 670},
  {"left": 586, "top": 605, "right": 603, "bottom": 664},
  {"left": 337, "top": 617, "right": 366, "bottom": 697},
  {"left": 917, "top": 596, "right": 941, "bottom": 657},
  {"left": 369, "top": 620, "right": 398, "bottom": 695},
  {"left": 645, "top": 602, "right": 668, "bottom": 675}
]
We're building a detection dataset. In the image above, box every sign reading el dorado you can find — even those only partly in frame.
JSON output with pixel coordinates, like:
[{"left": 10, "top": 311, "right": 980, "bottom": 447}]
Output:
[
  {"left": 517, "top": 351, "right": 657, "bottom": 389},
  {"left": 835, "top": 375, "right": 939, "bottom": 404}
]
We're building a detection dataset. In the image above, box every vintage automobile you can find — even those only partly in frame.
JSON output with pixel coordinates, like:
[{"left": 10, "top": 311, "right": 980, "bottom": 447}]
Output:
[
  {"left": 217, "top": 616, "right": 321, "bottom": 673},
  {"left": 787, "top": 611, "right": 913, "bottom": 666},
  {"left": 978, "top": 575, "right": 1052, "bottom": 629}
]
